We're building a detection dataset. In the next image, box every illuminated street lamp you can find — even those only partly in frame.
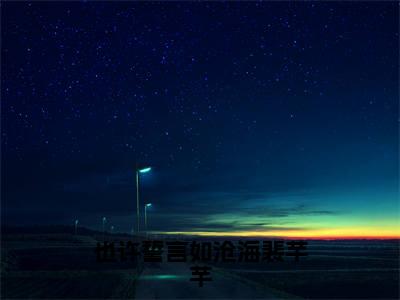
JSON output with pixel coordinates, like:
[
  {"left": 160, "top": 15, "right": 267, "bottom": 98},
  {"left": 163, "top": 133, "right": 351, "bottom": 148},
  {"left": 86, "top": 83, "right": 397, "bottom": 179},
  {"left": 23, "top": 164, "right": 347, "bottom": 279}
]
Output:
[
  {"left": 144, "top": 203, "right": 152, "bottom": 233},
  {"left": 136, "top": 166, "right": 151, "bottom": 233},
  {"left": 74, "top": 219, "right": 79, "bottom": 235},
  {"left": 110, "top": 225, "right": 114, "bottom": 234},
  {"left": 102, "top": 216, "right": 107, "bottom": 231},
  {"left": 102, "top": 216, "right": 107, "bottom": 240}
]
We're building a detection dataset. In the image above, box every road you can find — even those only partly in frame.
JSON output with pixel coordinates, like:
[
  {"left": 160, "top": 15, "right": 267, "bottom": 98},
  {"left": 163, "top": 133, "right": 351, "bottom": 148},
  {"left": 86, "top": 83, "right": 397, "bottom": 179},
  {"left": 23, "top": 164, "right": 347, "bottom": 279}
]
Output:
[{"left": 134, "top": 262, "right": 284, "bottom": 299}]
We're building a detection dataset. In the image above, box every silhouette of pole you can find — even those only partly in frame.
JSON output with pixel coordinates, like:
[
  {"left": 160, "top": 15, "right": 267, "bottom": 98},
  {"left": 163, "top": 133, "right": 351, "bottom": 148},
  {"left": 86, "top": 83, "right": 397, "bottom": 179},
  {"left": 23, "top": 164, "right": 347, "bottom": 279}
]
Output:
[
  {"left": 74, "top": 219, "right": 79, "bottom": 235},
  {"left": 136, "top": 170, "right": 140, "bottom": 233},
  {"left": 144, "top": 203, "right": 152, "bottom": 235},
  {"left": 102, "top": 217, "right": 106, "bottom": 240}
]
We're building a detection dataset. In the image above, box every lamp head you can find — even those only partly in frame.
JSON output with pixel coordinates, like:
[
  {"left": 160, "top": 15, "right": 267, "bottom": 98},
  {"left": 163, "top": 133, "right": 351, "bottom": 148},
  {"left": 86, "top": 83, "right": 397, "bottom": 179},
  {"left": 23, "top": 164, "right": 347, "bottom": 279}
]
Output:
[{"left": 138, "top": 167, "right": 152, "bottom": 173}]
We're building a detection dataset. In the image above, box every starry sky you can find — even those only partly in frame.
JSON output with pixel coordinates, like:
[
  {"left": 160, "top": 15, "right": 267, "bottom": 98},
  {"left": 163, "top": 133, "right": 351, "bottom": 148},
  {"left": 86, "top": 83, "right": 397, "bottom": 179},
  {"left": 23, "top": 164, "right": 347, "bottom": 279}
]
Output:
[{"left": 2, "top": 2, "right": 399, "bottom": 238}]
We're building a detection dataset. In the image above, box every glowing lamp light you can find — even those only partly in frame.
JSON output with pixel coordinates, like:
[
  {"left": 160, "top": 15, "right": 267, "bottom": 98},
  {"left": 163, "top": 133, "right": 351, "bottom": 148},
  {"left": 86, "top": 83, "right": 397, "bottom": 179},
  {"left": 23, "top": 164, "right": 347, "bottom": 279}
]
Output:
[{"left": 139, "top": 167, "right": 152, "bottom": 173}]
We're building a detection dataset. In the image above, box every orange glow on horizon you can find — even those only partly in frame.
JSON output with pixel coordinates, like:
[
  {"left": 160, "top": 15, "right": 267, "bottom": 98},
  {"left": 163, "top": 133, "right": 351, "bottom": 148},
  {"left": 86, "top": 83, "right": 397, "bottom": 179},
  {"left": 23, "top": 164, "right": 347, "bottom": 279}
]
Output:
[{"left": 155, "top": 227, "right": 400, "bottom": 240}]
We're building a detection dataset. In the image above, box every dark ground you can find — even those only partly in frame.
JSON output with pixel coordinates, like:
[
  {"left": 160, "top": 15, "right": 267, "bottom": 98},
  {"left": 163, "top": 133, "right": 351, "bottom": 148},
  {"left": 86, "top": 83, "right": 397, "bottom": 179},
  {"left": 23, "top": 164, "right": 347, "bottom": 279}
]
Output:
[
  {"left": 214, "top": 239, "right": 399, "bottom": 299},
  {"left": 1, "top": 227, "right": 399, "bottom": 299}
]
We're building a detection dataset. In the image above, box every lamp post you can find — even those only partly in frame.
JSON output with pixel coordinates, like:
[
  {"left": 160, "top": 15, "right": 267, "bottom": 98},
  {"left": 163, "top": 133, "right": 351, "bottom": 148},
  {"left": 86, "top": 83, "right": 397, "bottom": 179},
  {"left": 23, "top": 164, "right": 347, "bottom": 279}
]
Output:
[
  {"left": 102, "top": 217, "right": 106, "bottom": 240},
  {"left": 144, "top": 203, "right": 152, "bottom": 234},
  {"left": 136, "top": 166, "right": 151, "bottom": 234},
  {"left": 74, "top": 219, "right": 79, "bottom": 235}
]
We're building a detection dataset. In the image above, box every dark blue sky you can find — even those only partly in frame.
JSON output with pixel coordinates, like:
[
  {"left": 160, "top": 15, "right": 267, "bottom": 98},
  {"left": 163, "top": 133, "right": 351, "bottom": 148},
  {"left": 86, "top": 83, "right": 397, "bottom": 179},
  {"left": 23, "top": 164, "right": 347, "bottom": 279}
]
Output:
[{"left": 2, "top": 2, "right": 398, "bottom": 237}]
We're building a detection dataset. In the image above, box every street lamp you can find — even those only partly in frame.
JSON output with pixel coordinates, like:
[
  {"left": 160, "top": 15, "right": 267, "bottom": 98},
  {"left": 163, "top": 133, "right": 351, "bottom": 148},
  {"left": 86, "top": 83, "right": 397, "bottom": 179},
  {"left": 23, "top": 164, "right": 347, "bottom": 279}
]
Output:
[
  {"left": 136, "top": 166, "right": 151, "bottom": 234},
  {"left": 102, "top": 217, "right": 107, "bottom": 240},
  {"left": 110, "top": 225, "right": 114, "bottom": 234},
  {"left": 144, "top": 203, "right": 152, "bottom": 233},
  {"left": 74, "top": 219, "right": 79, "bottom": 235}
]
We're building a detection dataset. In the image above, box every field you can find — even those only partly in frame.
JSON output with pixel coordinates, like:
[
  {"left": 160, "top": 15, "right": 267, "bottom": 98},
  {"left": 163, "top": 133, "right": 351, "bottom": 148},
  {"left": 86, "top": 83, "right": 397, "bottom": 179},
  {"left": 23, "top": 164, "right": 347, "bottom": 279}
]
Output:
[
  {"left": 1, "top": 233, "right": 141, "bottom": 299},
  {"left": 1, "top": 231, "right": 399, "bottom": 299},
  {"left": 216, "top": 240, "right": 400, "bottom": 299}
]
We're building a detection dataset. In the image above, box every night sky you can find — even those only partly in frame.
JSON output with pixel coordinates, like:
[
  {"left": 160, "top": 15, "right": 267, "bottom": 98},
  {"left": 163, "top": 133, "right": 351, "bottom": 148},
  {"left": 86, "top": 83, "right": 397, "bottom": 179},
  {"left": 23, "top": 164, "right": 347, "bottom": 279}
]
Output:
[{"left": 2, "top": 2, "right": 399, "bottom": 238}]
